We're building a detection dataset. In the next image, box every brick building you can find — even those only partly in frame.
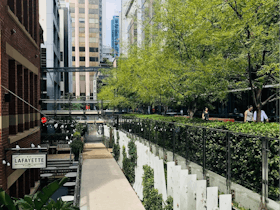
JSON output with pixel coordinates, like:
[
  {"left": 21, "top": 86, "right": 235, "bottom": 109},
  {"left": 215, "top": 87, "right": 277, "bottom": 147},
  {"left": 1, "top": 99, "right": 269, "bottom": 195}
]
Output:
[{"left": 0, "top": 0, "right": 42, "bottom": 197}]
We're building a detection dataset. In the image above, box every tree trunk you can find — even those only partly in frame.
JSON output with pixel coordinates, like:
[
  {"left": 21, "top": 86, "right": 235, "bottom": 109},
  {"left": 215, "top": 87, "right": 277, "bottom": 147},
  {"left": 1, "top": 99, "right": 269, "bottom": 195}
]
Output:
[
  {"left": 189, "top": 110, "right": 194, "bottom": 119},
  {"left": 256, "top": 106, "right": 262, "bottom": 122}
]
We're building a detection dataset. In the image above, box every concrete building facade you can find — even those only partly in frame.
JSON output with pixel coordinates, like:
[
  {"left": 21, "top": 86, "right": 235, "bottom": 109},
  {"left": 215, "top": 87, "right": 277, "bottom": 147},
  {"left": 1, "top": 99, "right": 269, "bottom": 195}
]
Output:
[
  {"left": 39, "top": 0, "right": 61, "bottom": 109},
  {"left": 0, "top": 0, "right": 42, "bottom": 197},
  {"left": 102, "top": 45, "right": 114, "bottom": 63},
  {"left": 120, "top": 0, "right": 147, "bottom": 55},
  {"left": 66, "top": 0, "right": 101, "bottom": 99},
  {"left": 111, "top": 15, "right": 119, "bottom": 57},
  {"left": 59, "top": 1, "right": 73, "bottom": 97}
]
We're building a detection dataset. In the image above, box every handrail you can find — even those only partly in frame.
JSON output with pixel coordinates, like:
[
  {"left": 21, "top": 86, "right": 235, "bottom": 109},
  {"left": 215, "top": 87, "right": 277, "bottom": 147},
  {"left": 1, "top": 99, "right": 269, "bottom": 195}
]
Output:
[{"left": 73, "top": 152, "right": 83, "bottom": 207}]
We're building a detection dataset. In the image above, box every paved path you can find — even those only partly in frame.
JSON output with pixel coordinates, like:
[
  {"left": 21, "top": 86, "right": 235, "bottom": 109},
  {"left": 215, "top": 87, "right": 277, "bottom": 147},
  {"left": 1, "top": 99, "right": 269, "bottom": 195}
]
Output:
[{"left": 80, "top": 139, "right": 145, "bottom": 210}]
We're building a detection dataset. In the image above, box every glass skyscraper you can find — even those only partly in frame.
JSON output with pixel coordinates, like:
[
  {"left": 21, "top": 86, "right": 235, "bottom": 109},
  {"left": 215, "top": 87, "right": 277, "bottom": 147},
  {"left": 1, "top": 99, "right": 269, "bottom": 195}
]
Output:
[{"left": 111, "top": 16, "right": 119, "bottom": 57}]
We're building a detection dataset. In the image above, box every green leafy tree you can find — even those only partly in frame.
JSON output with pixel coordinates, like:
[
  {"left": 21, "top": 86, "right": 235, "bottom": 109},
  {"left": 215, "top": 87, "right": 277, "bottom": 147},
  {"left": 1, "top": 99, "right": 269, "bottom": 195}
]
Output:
[{"left": 0, "top": 178, "right": 78, "bottom": 210}]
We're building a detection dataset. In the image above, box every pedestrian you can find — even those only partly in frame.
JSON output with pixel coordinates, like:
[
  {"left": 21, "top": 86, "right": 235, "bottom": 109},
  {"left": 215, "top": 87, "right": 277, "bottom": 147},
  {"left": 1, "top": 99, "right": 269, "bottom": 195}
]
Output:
[
  {"left": 244, "top": 105, "right": 254, "bottom": 122},
  {"left": 253, "top": 110, "right": 269, "bottom": 122},
  {"left": 202, "top": 107, "right": 209, "bottom": 121}
]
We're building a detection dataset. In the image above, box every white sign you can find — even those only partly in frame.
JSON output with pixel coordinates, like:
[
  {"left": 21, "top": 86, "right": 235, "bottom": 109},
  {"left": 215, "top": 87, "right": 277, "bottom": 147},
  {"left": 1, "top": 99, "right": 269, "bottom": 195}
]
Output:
[{"left": 12, "top": 153, "right": 47, "bottom": 169}]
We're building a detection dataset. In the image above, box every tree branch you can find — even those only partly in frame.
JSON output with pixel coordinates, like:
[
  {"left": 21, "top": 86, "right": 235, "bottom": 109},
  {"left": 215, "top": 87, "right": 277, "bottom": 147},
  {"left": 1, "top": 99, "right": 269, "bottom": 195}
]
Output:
[
  {"left": 262, "top": 92, "right": 277, "bottom": 106},
  {"left": 269, "top": 96, "right": 280, "bottom": 103},
  {"left": 228, "top": 2, "right": 242, "bottom": 19}
]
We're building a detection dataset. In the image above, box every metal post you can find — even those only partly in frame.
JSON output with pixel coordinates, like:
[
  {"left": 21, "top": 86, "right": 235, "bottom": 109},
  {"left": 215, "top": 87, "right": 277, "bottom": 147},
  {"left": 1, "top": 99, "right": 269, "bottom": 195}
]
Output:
[
  {"left": 203, "top": 128, "right": 206, "bottom": 179},
  {"left": 148, "top": 120, "right": 151, "bottom": 147},
  {"left": 172, "top": 124, "right": 175, "bottom": 161},
  {"left": 116, "top": 115, "right": 119, "bottom": 130},
  {"left": 275, "top": 87, "right": 279, "bottom": 122},
  {"left": 155, "top": 121, "right": 158, "bottom": 156},
  {"left": 138, "top": 118, "right": 140, "bottom": 136},
  {"left": 261, "top": 137, "right": 268, "bottom": 207},
  {"left": 185, "top": 126, "right": 189, "bottom": 163},
  {"left": 226, "top": 132, "right": 231, "bottom": 194}
]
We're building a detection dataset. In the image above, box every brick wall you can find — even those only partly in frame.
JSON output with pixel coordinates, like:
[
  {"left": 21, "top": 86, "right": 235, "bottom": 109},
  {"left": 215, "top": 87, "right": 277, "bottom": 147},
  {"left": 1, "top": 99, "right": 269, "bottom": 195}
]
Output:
[{"left": 0, "top": 0, "right": 41, "bottom": 195}]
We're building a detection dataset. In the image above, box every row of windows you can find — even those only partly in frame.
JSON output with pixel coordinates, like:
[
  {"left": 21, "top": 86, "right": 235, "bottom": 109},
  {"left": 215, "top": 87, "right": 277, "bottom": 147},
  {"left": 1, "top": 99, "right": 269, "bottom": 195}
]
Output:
[
  {"left": 78, "top": 27, "right": 99, "bottom": 33},
  {"left": 72, "top": 18, "right": 98, "bottom": 24},
  {"left": 72, "top": 47, "right": 98, "bottom": 52},
  {"left": 72, "top": 56, "right": 99, "bottom": 62},
  {"left": 73, "top": 75, "right": 97, "bottom": 81},
  {"left": 72, "top": 28, "right": 98, "bottom": 34},
  {"left": 77, "top": 8, "right": 98, "bottom": 14}
]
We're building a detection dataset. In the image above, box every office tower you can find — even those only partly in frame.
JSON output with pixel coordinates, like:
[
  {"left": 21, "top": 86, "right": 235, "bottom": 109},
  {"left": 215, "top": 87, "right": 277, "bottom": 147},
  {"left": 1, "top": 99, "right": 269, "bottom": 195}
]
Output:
[
  {"left": 66, "top": 0, "right": 101, "bottom": 99},
  {"left": 111, "top": 16, "right": 119, "bottom": 57},
  {"left": 59, "top": 1, "right": 73, "bottom": 97},
  {"left": 40, "top": 0, "right": 61, "bottom": 109}
]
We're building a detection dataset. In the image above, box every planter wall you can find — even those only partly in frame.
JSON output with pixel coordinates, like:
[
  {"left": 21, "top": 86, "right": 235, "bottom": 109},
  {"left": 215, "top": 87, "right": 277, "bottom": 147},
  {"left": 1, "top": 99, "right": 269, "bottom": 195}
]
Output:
[{"left": 105, "top": 126, "right": 234, "bottom": 210}]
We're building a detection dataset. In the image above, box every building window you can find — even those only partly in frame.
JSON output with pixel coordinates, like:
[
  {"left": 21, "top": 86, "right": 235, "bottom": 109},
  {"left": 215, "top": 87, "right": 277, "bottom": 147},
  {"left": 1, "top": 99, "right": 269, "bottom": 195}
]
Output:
[
  {"left": 80, "top": 75, "right": 85, "bottom": 81},
  {"left": 79, "top": 18, "right": 85, "bottom": 23},
  {"left": 89, "top": 47, "right": 98, "bottom": 52},
  {"left": 79, "top": 47, "right": 85, "bottom": 52},
  {"left": 89, "top": 37, "right": 97, "bottom": 43},
  {"left": 80, "top": 57, "right": 85, "bottom": 61},
  {"left": 90, "top": 57, "right": 99, "bottom": 62},
  {"left": 79, "top": 0, "right": 85, "bottom": 3},
  {"left": 89, "top": 18, "right": 98, "bottom": 24},
  {"left": 72, "top": 17, "right": 75, "bottom": 22},
  {"left": 60, "top": 52, "right": 63, "bottom": 61},
  {"left": 79, "top": 8, "right": 85, "bottom": 13},
  {"left": 89, "top": 9, "right": 98, "bottom": 14},
  {"left": 72, "top": 46, "right": 75, "bottom": 51},
  {"left": 70, "top": 7, "right": 75, "bottom": 13},
  {"left": 89, "top": 28, "right": 98, "bottom": 33},
  {"left": 79, "top": 27, "right": 85, "bottom": 33},
  {"left": 79, "top": 37, "right": 85, "bottom": 42},
  {"left": 89, "top": 0, "right": 98, "bottom": 4},
  {"left": 72, "top": 56, "right": 75, "bottom": 61}
]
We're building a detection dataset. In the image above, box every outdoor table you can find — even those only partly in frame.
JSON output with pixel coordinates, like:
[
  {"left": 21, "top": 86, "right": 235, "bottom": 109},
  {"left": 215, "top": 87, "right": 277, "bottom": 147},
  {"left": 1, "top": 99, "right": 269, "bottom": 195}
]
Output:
[
  {"left": 65, "top": 172, "right": 77, "bottom": 178},
  {"left": 69, "top": 166, "right": 78, "bottom": 169},
  {"left": 40, "top": 173, "right": 53, "bottom": 178},
  {"left": 63, "top": 182, "right": 76, "bottom": 187},
  {"left": 60, "top": 195, "right": 74, "bottom": 202},
  {"left": 45, "top": 167, "right": 57, "bottom": 170}
]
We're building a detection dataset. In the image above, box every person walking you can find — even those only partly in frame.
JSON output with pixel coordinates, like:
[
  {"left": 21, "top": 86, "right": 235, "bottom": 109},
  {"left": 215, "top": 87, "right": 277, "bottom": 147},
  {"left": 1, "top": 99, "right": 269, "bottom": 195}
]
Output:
[
  {"left": 202, "top": 107, "right": 209, "bottom": 121},
  {"left": 253, "top": 110, "right": 269, "bottom": 122},
  {"left": 244, "top": 105, "right": 254, "bottom": 122}
]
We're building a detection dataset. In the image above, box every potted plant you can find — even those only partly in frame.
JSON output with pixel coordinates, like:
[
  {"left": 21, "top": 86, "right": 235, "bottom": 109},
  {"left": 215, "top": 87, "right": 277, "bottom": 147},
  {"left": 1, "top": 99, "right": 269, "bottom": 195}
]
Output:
[{"left": 70, "top": 140, "right": 84, "bottom": 161}]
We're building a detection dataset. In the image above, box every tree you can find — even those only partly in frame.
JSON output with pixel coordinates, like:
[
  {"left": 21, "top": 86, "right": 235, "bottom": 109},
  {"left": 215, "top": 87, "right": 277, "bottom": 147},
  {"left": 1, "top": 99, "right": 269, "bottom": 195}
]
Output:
[
  {"left": 0, "top": 178, "right": 78, "bottom": 210},
  {"left": 99, "top": 0, "right": 279, "bottom": 120},
  {"left": 208, "top": 0, "right": 279, "bottom": 122}
]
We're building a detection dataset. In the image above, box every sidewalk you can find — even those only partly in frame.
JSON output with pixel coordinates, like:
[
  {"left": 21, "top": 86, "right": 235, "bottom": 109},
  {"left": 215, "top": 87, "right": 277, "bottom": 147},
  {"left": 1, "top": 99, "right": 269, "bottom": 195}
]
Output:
[{"left": 80, "top": 143, "right": 145, "bottom": 210}]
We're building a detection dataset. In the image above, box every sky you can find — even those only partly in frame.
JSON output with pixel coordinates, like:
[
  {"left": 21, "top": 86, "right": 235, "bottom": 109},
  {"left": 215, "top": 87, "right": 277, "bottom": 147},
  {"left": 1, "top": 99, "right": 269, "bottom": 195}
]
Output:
[{"left": 104, "top": 0, "right": 121, "bottom": 47}]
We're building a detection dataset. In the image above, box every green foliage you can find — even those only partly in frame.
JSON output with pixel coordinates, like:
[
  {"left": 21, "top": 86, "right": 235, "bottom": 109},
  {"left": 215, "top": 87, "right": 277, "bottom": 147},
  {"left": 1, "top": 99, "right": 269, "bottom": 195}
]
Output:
[
  {"left": 113, "top": 131, "right": 120, "bottom": 161},
  {"left": 125, "top": 114, "right": 280, "bottom": 138},
  {"left": 75, "top": 123, "right": 86, "bottom": 136},
  {"left": 128, "top": 139, "right": 137, "bottom": 167},
  {"left": 73, "top": 132, "right": 81, "bottom": 140},
  {"left": 142, "top": 165, "right": 163, "bottom": 210},
  {"left": 164, "top": 196, "right": 173, "bottom": 210},
  {"left": 122, "top": 146, "right": 135, "bottom": 184},
  {"left": 70, "top": 139, "right": 84, "bottom": 160},
  {"left": 0, "top": 178, "right": 77, "bottom": 210},
  {"left": 99, "top": 0, "right": 279, "bottom": 119}
]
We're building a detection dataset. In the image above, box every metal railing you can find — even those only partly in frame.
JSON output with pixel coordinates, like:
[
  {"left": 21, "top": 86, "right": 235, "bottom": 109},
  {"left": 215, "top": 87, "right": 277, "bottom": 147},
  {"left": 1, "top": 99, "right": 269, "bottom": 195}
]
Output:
[
  {"left": 107, "top": 115, "right": 280, "bottom": 205},
  {"left": 73, "top": 151, "right": 83, "bottom": 207}
]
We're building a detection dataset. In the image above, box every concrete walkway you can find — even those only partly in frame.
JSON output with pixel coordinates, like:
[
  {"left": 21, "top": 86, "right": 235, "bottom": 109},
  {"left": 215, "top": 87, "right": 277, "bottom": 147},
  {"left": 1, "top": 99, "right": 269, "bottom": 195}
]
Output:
[{"left": 80, "top": 143, "right": 145, "bottom": 210}]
